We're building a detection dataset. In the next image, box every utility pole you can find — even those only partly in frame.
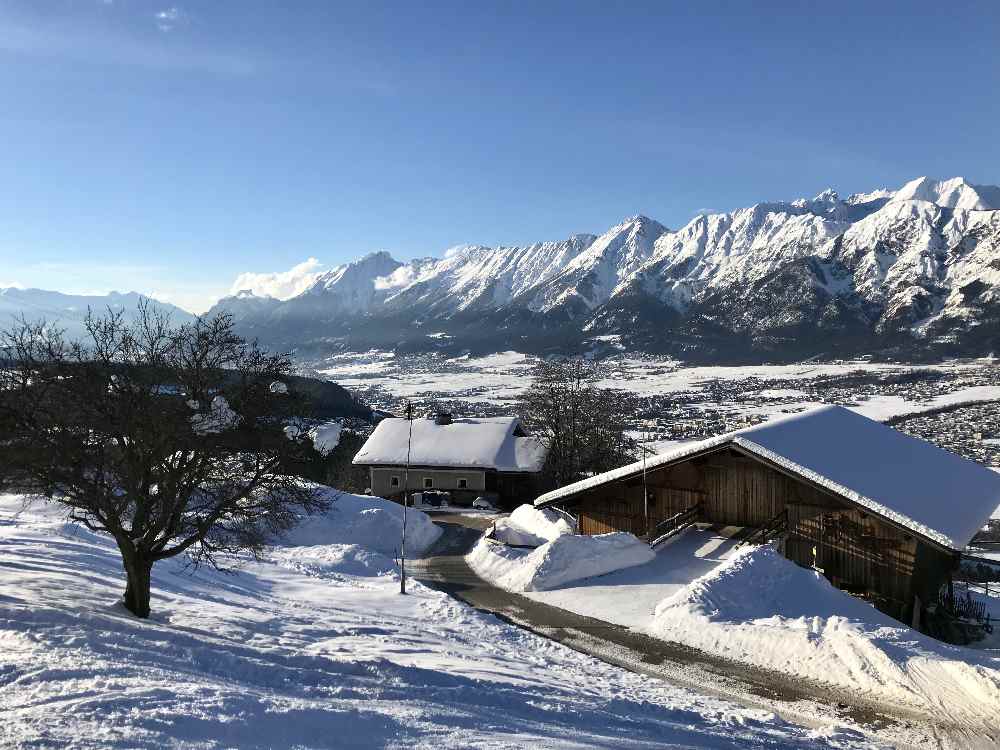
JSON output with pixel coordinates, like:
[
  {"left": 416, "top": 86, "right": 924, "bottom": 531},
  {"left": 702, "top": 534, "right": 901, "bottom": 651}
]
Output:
[
  {"left": 640, "top": 425, "right": 656, "bottom": 537},
  {"left": 400, "top": 401, "right": 414, "bottom": 595},
  {"left": 642, "top": 430, "right": 649, "bottom": 537}
]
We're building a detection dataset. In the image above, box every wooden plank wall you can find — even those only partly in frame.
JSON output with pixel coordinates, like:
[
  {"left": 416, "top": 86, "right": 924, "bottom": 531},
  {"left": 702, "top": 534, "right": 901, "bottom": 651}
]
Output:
[
  {"left": 785, "top": 506, "right": 917, "bottom": 619},
  {"left": 575, "top": 459, "right": 707, "bottom": 537},
  {"left": 703, "top": 454, "right": 808, "bottom": 526},
  {"left": 575, "top": 449, "right": 841, "bottom": 534},
  {"left": 579, "top": 509, "right": 648, "bottom": 536}
]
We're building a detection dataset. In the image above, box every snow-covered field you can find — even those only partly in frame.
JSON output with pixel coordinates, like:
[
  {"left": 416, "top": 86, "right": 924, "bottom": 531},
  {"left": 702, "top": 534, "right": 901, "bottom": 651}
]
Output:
[
  {"left": 0, "top": 494, "right": 882, "bottom": 749},
  {"left": 471, "top": 524, "right": 1000, "bottom": 733},
  {"left": 316, "top": 349, "right": 999, "bottom": 422}
]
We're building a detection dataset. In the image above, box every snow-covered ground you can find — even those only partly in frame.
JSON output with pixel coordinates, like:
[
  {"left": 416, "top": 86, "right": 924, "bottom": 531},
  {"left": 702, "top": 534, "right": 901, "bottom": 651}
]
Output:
[
  {"left": 476, "top": 525, "right": 1000, "bottom": 731},
  {"left": 0, "top": 494, "right": 882, "bottom": 749},
  {"left": 651, "top": 544, "right": 1000, "bottom": 727},
  {"left": 524, "top": 527, "right": 742, "bottom": 628}
]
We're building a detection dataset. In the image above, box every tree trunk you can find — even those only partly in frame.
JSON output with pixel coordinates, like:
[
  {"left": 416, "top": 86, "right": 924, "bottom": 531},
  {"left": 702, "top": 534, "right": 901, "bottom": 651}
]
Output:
[{"left": 122, "top": 552, "right": 153, "bottom": 618}]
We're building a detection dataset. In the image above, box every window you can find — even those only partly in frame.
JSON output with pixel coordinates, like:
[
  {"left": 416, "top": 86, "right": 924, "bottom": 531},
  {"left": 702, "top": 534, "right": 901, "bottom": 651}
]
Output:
[
  {"left": 390, "top": 476, "right": 400, "bottom": 488},
  {"left": 457, "top": 478, "right": 468, "bottom": 489},
  {"left": 423, "top": 477, "right": 434, "bottom": 489}
]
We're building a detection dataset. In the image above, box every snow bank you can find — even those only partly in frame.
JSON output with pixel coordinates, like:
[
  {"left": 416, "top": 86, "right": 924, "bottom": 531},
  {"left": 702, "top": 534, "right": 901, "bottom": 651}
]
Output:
[
  {"left": 491, "top": 504, "right": 575, "bottom": 546},
  {"left": 268, "top": 542, "right": 398, "bottom": 580},
  {"left": 468, "top": 532, "right": 654, "bottom": 592},
  {"left": 650, "top": 545, "right": 1000, "bottom": 725},
  {"left": 277, "top": 490, "right": 441, "bottom": 558}
]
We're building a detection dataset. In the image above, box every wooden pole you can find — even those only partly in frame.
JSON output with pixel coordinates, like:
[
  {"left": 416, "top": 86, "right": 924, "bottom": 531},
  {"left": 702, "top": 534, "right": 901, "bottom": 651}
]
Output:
[
  {"left": 642, "top": 432, "right": 649, "bottom": 537},
  {"left": 400, "top": 401, "right": 414, "bottom": 595}
]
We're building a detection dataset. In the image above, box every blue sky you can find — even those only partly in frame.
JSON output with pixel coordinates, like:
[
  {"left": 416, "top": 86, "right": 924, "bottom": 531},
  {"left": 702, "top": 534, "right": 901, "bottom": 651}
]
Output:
[{"left": 1, "top": 1, "right": 998, "bottom": 312}]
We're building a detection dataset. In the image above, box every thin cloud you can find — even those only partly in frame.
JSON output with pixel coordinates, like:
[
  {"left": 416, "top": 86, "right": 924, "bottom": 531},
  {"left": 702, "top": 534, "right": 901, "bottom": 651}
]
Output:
[
  {"left": 155, "top": 7, "right": 187, "bottom": 33},
  {"left": 0, "top": 11, "right": 256, "bottom": 76},
  {"left": 230, "top": 258, "right": 329, "bottom": 300}
]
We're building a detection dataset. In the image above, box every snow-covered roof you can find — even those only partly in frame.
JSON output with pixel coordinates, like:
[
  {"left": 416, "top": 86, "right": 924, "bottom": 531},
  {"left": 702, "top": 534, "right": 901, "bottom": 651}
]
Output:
[
  {"left": 353, "top": 416, "right": 546, "bottom": 473},
  {"left": 535, "top": 405, "right": 1000, "bottom": 551}
]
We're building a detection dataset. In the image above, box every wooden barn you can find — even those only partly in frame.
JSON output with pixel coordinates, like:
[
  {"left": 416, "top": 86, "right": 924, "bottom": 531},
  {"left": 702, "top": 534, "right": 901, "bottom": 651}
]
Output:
[{"left": 533, "top": 405, "right": 1000, "bottom": 630}]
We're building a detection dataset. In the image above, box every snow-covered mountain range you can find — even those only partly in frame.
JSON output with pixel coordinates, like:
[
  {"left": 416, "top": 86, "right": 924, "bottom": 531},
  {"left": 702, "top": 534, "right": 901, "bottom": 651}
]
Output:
[
  {"left": 6, "top": 176, "right": 997, "bottom": 363},
  {"left": 210, "top": 176, "right": 1000, "bottom": 362}
]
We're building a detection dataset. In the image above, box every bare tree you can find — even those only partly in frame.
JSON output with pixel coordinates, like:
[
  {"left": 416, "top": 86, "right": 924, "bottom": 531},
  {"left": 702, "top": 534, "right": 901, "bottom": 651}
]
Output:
[
  {"left": 517, "top": 360, "right": 637, "bottom": 487},
  {"left": 0, "top": 304, "right": 326, "bottom": 618}
]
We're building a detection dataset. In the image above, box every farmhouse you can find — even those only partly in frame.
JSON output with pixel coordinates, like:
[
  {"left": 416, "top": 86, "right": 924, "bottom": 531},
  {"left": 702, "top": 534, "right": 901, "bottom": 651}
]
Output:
[
  {"left": 353, "top": 413, "right": 547, "bottom": 507},
  {"left": 534, "top": 405, "right": 1000, "bottom": 629}
]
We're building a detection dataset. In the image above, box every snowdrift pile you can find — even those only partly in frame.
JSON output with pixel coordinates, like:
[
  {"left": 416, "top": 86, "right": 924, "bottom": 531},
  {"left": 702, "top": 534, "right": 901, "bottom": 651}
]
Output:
[
  {"left": 468, "top": 531, "right": 654, "bottom": 592},
  {"left": 277, "top": 489, "right": 441, "bottom": 558},
  {"left": 490, "top": 504, "right": 575, "bottom": 546},
  {"left": 650, "top": 545, "right": 1000, "bottom": 725}
]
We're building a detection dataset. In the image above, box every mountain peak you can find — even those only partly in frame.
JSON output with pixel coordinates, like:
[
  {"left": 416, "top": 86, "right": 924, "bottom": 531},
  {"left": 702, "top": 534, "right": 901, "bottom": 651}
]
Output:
[
  {"left": 613, "top": 214, "right": 670, "bottom": 238},
  {"left": 620, "top": 213, "right": 660, "bottom": 227},
  {"left": 358, "top": 250, "right": 399, "bottom": 263},
  {"left": 894, "top": 175, "right": 1000, "bottom": 211}
]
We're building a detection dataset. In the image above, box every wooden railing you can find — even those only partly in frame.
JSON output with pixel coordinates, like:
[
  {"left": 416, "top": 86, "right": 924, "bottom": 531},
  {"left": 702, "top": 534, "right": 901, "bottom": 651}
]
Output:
[
  {"left": 648, "top": 502, "right": 702, "bottom": 548},
  {"left": 738, "top": 508, "right": 788, "bottom": 548},
  {"left": 938, "top": 587, "right": 992, "bottom": 631}
]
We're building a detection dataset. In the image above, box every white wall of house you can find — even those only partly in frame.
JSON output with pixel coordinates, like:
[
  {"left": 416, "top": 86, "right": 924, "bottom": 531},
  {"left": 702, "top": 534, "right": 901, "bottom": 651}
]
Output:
[{"left": 369, "top": 466, "right": 487, "bottom": 496}]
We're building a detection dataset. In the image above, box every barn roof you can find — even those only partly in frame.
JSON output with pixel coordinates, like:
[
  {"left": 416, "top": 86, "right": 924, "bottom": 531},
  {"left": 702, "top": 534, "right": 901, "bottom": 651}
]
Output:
[
  {"left": 353, "top": 416, "right": 547, "bottom": 473},
  {"left": 535, "top": 405, "right": 1000, "bottom": 551}
]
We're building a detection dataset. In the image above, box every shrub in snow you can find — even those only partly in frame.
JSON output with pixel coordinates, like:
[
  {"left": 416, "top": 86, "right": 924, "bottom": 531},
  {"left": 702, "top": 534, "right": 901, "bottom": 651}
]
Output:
[
  {"left": 276, "top": 490, "right": 441, "bottom": 558},
  {"left": 468, "top": 532, "right": 654, "bottom": 592},
  {"left": 492, "top": 504, "right": 576, "bottom": 547},
  {"left": 309, "top": 421, "right": 343, "bottom": 456},
  {"left": 269, "top": 380, "right": 289, "bottom": 394},
  {"left": 189, "top": 395, "right": 242, "bottom": 435}
]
